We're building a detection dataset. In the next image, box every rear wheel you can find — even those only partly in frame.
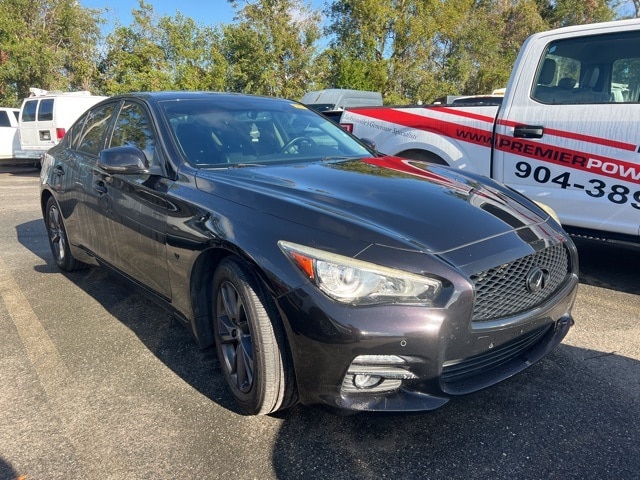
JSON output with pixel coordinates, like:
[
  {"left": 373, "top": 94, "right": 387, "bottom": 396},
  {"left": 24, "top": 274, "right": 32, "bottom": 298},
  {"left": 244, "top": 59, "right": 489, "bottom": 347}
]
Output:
[
  {"left": 44, "top": 197, "right": 87, "bottom": 271},
  {"left": 212, "top": 257, "right": 296, "bottom": 415}
]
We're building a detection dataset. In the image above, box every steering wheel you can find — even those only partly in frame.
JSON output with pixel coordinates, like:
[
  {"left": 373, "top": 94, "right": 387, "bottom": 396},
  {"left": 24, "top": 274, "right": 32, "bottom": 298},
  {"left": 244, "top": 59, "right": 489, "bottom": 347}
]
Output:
[{"left": 281, "top": 137, "right": 316, "bottom": 154}]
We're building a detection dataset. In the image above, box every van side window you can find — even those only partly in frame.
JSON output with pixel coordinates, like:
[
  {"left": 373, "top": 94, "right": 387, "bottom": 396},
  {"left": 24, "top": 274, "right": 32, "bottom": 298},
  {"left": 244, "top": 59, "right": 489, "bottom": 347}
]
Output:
[
  {"left": 532, "top": 30, "right": 640, "bottom": 105},
  {"left": 109, "top": 101, "right": 156, "bottom": 164},
  {"left": 0, "top": 111, "right": 10, "bottom": 127},
  {"left": 21, "top": 100, "right": 37, "bottom": 122},
  {"left": 76, "top": 103, "right": 116, "bottom": 156},
  {"left": 38, "top": 99, "right": 54, "bottom": 121}
]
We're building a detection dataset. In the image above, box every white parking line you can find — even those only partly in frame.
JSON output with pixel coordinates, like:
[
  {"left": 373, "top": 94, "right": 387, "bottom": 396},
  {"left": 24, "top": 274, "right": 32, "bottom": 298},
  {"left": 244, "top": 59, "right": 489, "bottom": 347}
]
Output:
[
  {"left": 0, "top": 255, "right": 128, "bottom": 477},
  {"left": 0, "top": 255, "right": 73, "bottom": 392}
]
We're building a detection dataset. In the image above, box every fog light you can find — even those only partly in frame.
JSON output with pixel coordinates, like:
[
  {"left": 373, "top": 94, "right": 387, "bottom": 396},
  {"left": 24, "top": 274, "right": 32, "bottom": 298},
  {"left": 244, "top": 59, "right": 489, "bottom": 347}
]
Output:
[
  {"left": 353, "top": 374, "right": 383, "bottom": 389},
  {"left": 341, "top": 355, "right": 419, "bottom": 394}
]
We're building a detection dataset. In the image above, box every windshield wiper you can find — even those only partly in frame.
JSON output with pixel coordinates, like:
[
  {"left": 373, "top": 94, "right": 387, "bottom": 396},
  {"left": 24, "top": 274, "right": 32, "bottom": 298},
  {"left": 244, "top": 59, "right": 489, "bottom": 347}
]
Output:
[
  {"left": 229, "top": 163, "right": 265, "bottom": 168},
  {"left": 320, "top": 156, "right": 357, "bottom": 162}
]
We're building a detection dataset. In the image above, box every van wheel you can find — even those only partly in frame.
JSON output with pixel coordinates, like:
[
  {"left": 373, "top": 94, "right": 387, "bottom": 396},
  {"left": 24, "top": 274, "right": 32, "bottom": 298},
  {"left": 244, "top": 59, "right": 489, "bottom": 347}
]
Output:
[
  {"left": 212, "top": 257, "right": 297, "bottom": 415},
  {"left": 44, "top": 197, "right": 87, "bottom": 271},
  {"left": 398, "top": 149, "right": 448, "bottom": 165}
]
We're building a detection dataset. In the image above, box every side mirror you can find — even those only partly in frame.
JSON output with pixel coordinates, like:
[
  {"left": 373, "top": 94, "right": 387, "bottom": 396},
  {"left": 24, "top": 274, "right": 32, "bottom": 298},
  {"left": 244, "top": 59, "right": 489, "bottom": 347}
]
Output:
[{"left": 98, "top": 146, "right": 149, "bottom": 174}]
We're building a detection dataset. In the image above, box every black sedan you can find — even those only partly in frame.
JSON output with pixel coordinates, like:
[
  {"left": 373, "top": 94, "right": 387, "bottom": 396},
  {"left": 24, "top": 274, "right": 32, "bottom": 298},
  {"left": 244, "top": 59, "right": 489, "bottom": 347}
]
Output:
[{"left": 40, "top": 92, "right": 579, "bottom": 415}]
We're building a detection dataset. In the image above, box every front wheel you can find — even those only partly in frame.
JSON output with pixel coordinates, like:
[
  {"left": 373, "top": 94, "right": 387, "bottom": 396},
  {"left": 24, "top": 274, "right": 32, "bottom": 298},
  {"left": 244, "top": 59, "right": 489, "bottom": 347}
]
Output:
[
  {"left": 44, "top": 197, "right": 87, "bottom": 271},
  {"left": 212, "top": 257, "right": 296, "bottom": 415}
]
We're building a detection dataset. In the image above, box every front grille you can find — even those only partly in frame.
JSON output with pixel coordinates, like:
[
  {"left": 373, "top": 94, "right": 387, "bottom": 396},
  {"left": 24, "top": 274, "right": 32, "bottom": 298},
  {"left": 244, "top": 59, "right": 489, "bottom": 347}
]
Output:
[
  {"left": 470, "top": 243, "right": 570, "bottom": 322},
  {"left": 442, "top": 324, "right": 551, "bottom": 384}
]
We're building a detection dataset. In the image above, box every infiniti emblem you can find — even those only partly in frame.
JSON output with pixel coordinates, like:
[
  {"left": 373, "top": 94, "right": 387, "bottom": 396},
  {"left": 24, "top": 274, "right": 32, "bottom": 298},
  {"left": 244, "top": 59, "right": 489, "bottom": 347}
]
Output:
[{"left": 526, "top": 266, "right": 550, "bottom": 293}]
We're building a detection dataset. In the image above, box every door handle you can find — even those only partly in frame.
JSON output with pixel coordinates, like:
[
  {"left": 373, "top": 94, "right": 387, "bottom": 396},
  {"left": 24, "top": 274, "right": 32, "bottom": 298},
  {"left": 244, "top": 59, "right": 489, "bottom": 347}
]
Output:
[
  {"left": 514, "top": 125, "right": 544, "bottom": 139},
  {"left": 93, "top": 181, "right": 108, "bottom": 195}
]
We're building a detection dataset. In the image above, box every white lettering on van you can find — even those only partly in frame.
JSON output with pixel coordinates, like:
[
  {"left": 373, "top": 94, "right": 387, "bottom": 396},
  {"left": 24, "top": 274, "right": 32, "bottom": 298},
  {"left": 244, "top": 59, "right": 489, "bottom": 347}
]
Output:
[{"left": 586, "top": 158, "right": 640, "bottom": 181}]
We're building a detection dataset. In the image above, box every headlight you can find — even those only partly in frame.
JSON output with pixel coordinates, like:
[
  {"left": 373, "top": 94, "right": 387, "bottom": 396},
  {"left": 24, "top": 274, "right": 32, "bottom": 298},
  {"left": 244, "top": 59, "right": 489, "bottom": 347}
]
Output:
[
  {"left": 534, "top": 201, "right": 561, "bottom": 225},
  {"left": 278, "top": 241, "right": 442, "bottom": 306}
]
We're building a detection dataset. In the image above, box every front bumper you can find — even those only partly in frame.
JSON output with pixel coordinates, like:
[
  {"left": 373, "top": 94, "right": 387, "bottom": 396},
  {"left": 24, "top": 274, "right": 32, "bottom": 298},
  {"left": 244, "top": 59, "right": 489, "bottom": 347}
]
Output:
[{"left": 277, "top": 271, "right": 578, "bottom": 412}]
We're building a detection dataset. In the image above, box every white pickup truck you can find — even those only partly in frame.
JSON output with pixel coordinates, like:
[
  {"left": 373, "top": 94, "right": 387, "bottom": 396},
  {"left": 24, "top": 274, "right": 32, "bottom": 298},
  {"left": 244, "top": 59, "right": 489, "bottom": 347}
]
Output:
[{"left": 341, "top": 19, "right": 640, "bottom": 245}]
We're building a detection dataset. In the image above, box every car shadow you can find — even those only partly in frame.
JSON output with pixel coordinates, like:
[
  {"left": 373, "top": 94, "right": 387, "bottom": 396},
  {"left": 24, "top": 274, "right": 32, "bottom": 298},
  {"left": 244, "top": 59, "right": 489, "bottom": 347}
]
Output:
[
  {"left": 0, "top": 164, "right": 40, "bottom": 175},
  {"left": 13, "top": 219, "right": 640, "bottom": 479},
  {"left": 269, "top": 344, "right": 639, "bottom": 479},
  {"left": 16, "top": 219, "right": 242, "bottom": 415},
  {"left": 573, "top": 238, "right": 639, "bottom": 294}
]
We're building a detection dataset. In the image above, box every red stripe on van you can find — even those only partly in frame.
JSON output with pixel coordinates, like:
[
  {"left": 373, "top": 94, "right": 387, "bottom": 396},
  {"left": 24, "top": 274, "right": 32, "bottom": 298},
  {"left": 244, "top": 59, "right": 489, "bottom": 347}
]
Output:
[{"left": 496, "top": 118, "right": 636, "bottom": 152}]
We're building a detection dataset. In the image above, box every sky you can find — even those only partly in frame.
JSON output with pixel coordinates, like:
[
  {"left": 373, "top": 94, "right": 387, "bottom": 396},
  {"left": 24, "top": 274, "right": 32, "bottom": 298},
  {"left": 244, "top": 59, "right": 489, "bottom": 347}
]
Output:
[{"left": 80, "top": 1, "right": 326, "bottom": 31}]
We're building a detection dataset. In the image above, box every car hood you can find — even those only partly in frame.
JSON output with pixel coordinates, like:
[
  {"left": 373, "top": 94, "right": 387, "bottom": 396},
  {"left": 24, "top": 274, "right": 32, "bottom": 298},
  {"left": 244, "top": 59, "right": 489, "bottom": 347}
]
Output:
[{"left": 195, "top": 156, "right": 550, "bottom": 254}]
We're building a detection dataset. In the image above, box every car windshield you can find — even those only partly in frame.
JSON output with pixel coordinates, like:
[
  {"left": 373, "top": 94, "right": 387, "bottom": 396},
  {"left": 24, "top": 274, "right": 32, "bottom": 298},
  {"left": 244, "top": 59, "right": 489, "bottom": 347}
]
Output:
[{"left": 160, "top": 96, "right": 372, "bottom": 167}]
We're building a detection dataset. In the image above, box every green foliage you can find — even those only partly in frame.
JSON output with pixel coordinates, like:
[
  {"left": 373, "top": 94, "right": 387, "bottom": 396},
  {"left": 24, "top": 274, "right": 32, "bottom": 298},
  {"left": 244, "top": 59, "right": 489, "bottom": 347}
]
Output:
[
  {"left": 222, "top": 0, "right": 322, "bottom": 99},
  {"left": 0, "top": 0, "right": 626, "bottom": 107},
  {"left": 0, "top": 0, "right": 101, "bottom": 106},
  {"left": 537, "top": 0, "right": 616, "bottom": 28},
  {"left": 98, "top": 2, "right": 229, "bottom": 95}
]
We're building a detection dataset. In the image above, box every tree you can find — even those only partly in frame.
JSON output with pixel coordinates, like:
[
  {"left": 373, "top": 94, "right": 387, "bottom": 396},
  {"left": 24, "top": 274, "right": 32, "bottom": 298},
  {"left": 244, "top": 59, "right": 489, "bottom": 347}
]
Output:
[
  {"left": 97, "top": 1, "right": 229, "bottom": 95},
  {"left": 98, "top": 1, "right": 173, "bottom": 94},
  {"left": 222, "top": 0, "right": 323, "bottom": 98},
  {"left": 158, "top": 14, "right": 228, "bottom": 91},
  {"left": 0, "top": 0, "right": 102, "bottom": 106},
  {"left": 537, "top": 0, "right": 616, "bottom": 28}
]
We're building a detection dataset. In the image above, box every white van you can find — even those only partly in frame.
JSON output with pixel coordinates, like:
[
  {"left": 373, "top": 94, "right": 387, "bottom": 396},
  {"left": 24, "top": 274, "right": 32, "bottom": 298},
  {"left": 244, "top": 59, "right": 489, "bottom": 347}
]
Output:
[
  {"left": 0, "top": 107, "right": 20, "bottom": 162},
  {"left": 17, "top": 88, "right": 107, "bottom": 160}
]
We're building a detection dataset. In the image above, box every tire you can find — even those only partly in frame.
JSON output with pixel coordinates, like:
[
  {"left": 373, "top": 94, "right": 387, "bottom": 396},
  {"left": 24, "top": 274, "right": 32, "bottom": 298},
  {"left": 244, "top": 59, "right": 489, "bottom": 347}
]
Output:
[
  {"left": 44, "top": 197, "right": 87, "bottom": 271},
  {"left": 212, "top": 257, "right": 297, "bottom": 415}
]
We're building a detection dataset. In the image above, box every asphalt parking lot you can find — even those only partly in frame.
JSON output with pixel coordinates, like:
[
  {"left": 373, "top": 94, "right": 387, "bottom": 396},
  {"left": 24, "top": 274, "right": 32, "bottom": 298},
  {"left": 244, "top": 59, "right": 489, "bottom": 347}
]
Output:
[{"left": 0, "top": 164, "right": 638, "bottom": 480}]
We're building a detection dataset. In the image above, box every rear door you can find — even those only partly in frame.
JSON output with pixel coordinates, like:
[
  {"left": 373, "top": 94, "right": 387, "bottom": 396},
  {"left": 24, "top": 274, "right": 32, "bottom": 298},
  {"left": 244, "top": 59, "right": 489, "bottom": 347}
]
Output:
[
  {"left": 0, "top": 109, "right": 19, "bottom": 159},
  {"left": 19, "top": 99, "right": 39, "bottom": 150},
  {"left": 69, "top": 101, "right": 120, "bottom": 254},
  {"left": 494, "top": 27, "right": 640, "bottom": 238}
]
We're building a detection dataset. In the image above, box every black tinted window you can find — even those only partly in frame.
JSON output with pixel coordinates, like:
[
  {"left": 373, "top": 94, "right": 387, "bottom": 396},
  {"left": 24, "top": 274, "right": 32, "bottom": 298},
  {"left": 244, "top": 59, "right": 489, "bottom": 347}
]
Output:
[
  {"left": 21, "top": 101, "right": 37, "bottom": 122},
  {"left": 162, "top": 97, "right": 370, "bottom": 167},
  {"left": 76, "top": 103, "right": 116, "bottom": 156},
  {"left": 109, "top": 101, "right": 156, "bottom": 163},
  {"left": 0, "top": 111, "right": 10, "bottom": 127},
  {"left": 38, "top": 99, "right": 54, "bottom": 121}
]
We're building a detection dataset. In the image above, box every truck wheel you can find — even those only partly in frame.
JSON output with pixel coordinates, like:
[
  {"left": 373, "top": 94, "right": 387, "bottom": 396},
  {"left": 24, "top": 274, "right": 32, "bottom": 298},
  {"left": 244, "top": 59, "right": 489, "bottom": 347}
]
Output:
[
  {"left": 212, "top": 257, "right": 297, "bottom": 415},
  {"left": 398, "top": 149, "right": 447, "bottom": 165}
]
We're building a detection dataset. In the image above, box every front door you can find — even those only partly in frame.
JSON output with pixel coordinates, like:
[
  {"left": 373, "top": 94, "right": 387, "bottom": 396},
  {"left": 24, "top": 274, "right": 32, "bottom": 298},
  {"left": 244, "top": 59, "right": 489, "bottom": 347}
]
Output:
[
  {"left": 95, "top": 100, "right": 173, "bottom": 300},
  {"left": 494, "top": 29, "right": 640, "bottom": 237}
]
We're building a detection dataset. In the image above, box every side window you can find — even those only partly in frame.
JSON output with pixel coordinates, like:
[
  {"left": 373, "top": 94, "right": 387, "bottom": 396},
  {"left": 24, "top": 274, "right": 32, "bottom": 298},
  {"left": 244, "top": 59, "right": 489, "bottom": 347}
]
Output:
[
  {"left": 532, "top": 30, "right": 640, "bottom": 105},
  {"left": 76, "top": 103, "right": 116, "bottom": 156},
  {"left": 38, "top": 99, "right": 54, "bottom": 121},
  {"left": 612, "top": 58, "right": 640, "bottom": 102},
  {"left": 12, "top": 110, "right": 19, "bottom": 122},
  {"left": 21, "top": 100, "right": 37, "bottom": 122},
  {"left": 109, "top": 101, "right": 156, "bottom": 164},
  {"left": 0, "top": 111, "right": 10, "bottom": 127}
]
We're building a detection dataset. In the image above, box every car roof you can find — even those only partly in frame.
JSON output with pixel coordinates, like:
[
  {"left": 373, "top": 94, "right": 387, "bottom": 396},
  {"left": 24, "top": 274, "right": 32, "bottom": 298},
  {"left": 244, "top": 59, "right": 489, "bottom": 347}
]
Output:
[{"left": 113, "top": 91, "right": 290, "bottom": 104}]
